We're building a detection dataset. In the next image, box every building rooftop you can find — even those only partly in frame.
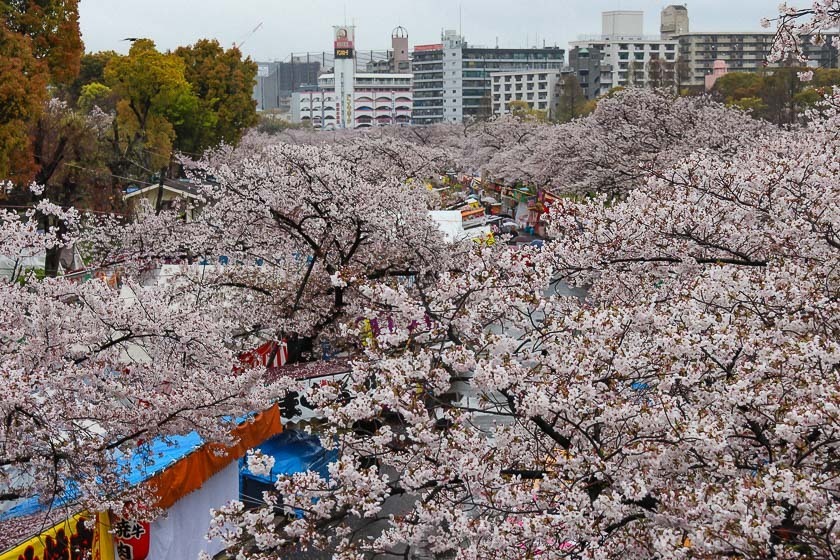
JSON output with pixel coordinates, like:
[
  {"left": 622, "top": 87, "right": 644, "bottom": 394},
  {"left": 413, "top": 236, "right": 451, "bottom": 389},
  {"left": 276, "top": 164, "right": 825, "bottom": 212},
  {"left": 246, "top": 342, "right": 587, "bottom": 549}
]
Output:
[{"left": 318, "top": 72, "right": 412, "bottom": 79}]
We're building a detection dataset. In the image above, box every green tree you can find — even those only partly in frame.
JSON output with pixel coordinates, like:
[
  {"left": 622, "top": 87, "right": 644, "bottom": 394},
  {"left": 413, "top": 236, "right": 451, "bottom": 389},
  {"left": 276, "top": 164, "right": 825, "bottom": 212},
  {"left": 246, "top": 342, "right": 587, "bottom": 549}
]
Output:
[
  {"left": 507, "top": 99, "right": 547, "bottom": 122},
  {"left": 173, "top": 39, "right": 258, "bottom": 153},
  {"left": 104, "top": 39, "right": 198, "bottom": 177},
  {"left": 729, "top": 96, "right": 768, "bottom": 115},
  {"left": 812, "top": 68, "right": 840, "bottom": 87},
  {"left": 714, "top": 68, "right": 840, "bottom": 125},
  {"left": 77, "top": 81, "right": 114, "bottom": 113},
  {"left": 555, "top": 75, "right": 589, "bottom": 123},
  {"left": 64, "top": 50, "right": 118, "bottom": 104},
  {"left": 761, "top": 67, "right": 801, "bottom": 126},
  {"left": 713, "top": 72, "right": 765, "bottom": 104}
]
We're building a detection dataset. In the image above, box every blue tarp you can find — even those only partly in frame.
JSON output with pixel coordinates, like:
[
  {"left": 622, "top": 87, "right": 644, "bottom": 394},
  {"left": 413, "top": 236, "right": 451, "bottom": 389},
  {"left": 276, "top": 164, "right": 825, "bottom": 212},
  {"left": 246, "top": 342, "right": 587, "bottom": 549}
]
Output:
[
  {"left": 0, "top": 432, "right": 205, "bottom": 521},
  {"left": 240, "top": 430, "right": 336, "bottom": 484},
  {"left": 0, "top": 412, "right": 267, "bottom": 522}
]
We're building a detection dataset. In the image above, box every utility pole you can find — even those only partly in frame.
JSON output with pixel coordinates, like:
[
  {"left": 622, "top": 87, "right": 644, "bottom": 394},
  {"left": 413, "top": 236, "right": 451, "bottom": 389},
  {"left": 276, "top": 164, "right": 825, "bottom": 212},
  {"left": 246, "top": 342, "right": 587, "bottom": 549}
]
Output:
[{"left": 154, "top": 164, "right": 167, "bottom": 215}]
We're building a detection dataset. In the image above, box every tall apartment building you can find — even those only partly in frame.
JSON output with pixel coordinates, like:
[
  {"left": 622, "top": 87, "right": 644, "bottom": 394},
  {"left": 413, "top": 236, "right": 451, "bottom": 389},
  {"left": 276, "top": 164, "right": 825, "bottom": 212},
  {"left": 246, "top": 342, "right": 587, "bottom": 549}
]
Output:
[
  {"left": 673, "top": 30, "right": 839, "bottom": 87},
  {"left": 570, "top": 11, "right": 680, "bottom": 96},
  {"left": 412, "top": 30, "right": 565, "bottom": 125},
  {"left": 568, "top": 46, "right": 604, "bottom": 99},
  {"left": 490, "top": 70, "right": 564, "bottom": 118}
]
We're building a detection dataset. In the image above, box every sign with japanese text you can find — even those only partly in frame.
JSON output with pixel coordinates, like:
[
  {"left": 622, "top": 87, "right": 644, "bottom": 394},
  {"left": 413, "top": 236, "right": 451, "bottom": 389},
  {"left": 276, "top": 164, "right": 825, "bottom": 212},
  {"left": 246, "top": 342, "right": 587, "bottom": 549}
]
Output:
[
  {"left": 112, "top": 518, "right": 150, "bottom": 560},
  {"left": 333, "top": 26, "right": 354, "bottom": 49}
]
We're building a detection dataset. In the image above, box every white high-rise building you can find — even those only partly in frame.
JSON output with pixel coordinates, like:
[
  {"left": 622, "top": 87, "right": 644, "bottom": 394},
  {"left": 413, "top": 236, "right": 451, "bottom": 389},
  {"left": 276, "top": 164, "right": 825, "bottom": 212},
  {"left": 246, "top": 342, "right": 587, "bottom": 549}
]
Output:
[
  {"left": 290, "top": 25, "right": 414, "bottom": 129},
  {"left": 490, "top": 70, "right": 564, "bottom": 118},
  {"left": 601, "top": 11, "right": 644, "bottom": 38},
  {"left": 570, "top": 11, "right": 679, "bottom": 95}
]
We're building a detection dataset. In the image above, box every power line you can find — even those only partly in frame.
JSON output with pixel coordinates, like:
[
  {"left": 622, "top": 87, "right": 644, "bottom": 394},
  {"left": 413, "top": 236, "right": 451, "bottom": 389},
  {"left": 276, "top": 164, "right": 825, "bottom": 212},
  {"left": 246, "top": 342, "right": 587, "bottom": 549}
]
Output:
[{"left": 56, "top": 161, "right": 158, "bottom": 187}]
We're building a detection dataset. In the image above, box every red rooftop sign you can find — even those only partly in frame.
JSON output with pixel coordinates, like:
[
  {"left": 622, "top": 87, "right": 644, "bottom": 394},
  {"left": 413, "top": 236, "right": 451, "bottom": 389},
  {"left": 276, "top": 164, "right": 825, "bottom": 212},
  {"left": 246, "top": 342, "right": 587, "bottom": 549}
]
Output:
[{"left": 414, "top": 44, "right": 443, "bottom": 52}]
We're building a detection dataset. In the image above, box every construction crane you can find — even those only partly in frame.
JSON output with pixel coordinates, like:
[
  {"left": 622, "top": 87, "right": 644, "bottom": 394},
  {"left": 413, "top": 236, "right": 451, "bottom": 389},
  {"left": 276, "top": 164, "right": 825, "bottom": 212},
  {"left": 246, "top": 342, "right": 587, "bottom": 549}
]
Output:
[{"left": 234, "top": 22, "right": 263, "bottom": 50}]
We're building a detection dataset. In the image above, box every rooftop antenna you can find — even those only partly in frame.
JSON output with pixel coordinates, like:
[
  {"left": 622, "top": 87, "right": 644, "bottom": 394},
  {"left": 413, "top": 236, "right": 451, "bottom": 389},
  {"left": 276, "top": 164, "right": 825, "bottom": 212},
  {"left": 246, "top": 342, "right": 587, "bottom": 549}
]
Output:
[{"left": 459, "top": 3, "right": 462, "bottom": 38}]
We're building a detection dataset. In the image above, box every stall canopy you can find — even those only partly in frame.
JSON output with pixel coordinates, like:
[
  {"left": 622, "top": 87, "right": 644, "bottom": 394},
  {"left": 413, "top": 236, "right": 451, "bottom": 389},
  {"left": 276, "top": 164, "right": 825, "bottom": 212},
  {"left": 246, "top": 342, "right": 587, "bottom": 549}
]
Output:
[
  {"left": 241, "top": 430, "right": 337, "bottom": 485},
  {"left": 0, "top": 405, "right": 282, "bottom": 558}
]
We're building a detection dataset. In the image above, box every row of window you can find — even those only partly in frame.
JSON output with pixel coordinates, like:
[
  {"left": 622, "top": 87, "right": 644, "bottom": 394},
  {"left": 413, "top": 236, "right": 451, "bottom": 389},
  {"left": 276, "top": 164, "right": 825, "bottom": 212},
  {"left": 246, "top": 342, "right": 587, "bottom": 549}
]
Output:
[
  {"left": 493, "top": 82, "right": 550, "bottom": 92},
  {"left": 461, "top": 51, "right": 564, "bottom": 61},
  {"left": 498, "top": 73, "right": 553, "bottom": 82},
  {"left": 300, "top": 106, "right": 412, "bottom": 112},
  {"left": 493, "top": 92, "right": 550, "bottom": 102}
]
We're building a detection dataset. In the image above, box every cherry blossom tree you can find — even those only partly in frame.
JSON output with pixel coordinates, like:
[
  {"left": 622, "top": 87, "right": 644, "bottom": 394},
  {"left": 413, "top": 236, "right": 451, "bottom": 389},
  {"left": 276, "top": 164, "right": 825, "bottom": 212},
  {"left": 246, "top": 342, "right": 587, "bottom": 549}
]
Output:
[
  {"left": 764, "top": 1, "right": 840, "bottom": 75},
  {"left": 482, "top": 89, "right": 771, "bottom": 196},
  {"left": 0, "top": 194, "right": 270, "bottom": 516},
  {"left": 86, "top": 135, "right": 459, "bottom": 359},
  {"left": 206, "top": 88, "right": 840, "bottom": 559}
]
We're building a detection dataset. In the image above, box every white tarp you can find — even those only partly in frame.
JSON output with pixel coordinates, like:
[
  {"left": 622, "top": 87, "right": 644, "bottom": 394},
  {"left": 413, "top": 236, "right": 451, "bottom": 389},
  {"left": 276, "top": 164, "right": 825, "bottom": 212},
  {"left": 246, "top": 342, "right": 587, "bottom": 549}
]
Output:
[
  {"left": 148, "top": 461, "right": 239, "bottom": 560},
  {"left": 429, "top": 211, "right": 491, "bottom": 244}
]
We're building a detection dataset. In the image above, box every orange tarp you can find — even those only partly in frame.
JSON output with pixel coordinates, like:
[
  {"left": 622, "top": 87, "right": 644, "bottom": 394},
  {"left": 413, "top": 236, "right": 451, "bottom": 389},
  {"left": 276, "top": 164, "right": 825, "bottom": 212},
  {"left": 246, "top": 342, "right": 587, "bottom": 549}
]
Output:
[{"left": 148, "top": 404, "right": 283, "bottom": 510}]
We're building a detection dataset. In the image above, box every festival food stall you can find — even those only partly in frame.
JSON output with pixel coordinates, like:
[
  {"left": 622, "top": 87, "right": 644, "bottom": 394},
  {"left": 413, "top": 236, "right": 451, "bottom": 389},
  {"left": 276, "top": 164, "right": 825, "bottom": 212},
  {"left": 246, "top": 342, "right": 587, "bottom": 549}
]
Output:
[{"left": 0, "top": 406, "right": 282, "bottom": 560}]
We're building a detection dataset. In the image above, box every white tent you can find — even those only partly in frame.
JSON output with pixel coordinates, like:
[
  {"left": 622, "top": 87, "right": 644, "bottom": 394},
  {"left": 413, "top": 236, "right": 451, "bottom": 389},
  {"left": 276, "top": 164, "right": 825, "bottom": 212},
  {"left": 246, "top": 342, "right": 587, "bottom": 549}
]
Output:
[{"left": 429, "top": 211, "right": 491, "bottom": 244}]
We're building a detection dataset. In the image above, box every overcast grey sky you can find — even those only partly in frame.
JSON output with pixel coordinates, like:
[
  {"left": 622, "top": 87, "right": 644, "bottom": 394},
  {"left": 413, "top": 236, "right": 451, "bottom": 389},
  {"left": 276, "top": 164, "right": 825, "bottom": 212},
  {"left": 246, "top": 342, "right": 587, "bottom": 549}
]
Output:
[{"left": 79, "top": 0, "right": 779, "bottom": 61}]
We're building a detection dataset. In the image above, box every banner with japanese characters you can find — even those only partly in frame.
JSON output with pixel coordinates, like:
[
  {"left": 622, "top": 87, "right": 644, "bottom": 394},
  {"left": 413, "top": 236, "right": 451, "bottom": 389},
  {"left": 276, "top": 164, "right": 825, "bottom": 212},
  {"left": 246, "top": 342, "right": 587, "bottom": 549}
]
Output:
[
  {"left": 112, "top": 518, "right": 150, "bottom": 560},
  {"left": 0, "top": 511, "right": 93, "bottom": 560}
]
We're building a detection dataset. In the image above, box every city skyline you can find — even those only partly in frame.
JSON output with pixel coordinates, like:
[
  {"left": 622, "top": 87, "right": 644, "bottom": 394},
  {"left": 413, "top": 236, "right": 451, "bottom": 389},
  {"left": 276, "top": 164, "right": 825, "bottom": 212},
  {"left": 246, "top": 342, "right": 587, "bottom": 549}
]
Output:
[{"left": 79, "top": 0, "right": 782, "bottom": 60}]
